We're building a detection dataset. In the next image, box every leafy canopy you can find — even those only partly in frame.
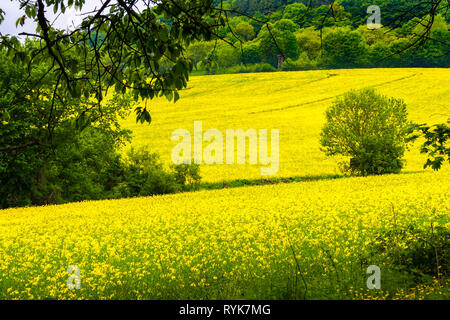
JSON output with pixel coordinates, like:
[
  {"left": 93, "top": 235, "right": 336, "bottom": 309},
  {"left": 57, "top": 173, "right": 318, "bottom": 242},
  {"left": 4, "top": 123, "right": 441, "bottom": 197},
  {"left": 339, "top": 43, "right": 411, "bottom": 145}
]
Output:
[{"left": 320, "top": 88, "right": 415, "bottom": 176}]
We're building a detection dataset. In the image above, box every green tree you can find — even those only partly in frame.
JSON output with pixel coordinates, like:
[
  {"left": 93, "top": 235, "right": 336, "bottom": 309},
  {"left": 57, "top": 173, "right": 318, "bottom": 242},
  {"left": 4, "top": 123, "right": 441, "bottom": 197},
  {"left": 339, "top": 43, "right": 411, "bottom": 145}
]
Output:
[
  {"left": 322, "top": 28, "right": 368, "bottom": 67},
  {"left": 258, "top": 26, "right": 300, "bottom": 67},
  {"left": 235, "top": 22, "right": 256, "bottom": 41},
  {"left": 241, "top": 42, "right": 262, "bottom": 64},
  {"left": 356, "top": 25, "right": 397, "bottom": 46},
  {"left": 295, "top": 27, "right": 321, "bottom": 59},
  {"left": 216, "top": 43, "right": 240, "bottom": 68},
  {"left": 0, "top": 47, "right": 132, "bottom": 208},
  {"left": 274, "top": 19, "right": 299, "bottom": 32},
  {"left": 368, "top": 42, "right": 393, "bottom": 67},
  {"left": 0, "top": 0, "right": 238, "bottom": 123},
  {"left": 411, "top": 15, "right": 450, "bottom": 67},
  {"left": 388, "top": 38, "right": 414, "bottom": 67},
  {"left": 187, "top": 41, "right": 216, "bottom": 71},
  {"left": 282, "top": 3, "right": 309, "bottom": 26},
  {"left": 320, "top": 88, "right": 415, "bottom": 176}
]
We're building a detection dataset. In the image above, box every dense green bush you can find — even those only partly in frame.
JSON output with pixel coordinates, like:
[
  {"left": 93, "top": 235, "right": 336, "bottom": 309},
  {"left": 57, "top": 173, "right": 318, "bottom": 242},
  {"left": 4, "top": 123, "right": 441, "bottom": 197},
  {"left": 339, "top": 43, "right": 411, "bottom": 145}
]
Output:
[
  {"left": 115, "top": 147, "right": 201, "bottom": 198},
  {"left": 171, "top": 163, "right": 202, "bottom": 191},
  {"left": 281, "top": 53, "right": 318, "bottom": 71},
  {"left": 320, "top": 88, "right": 415, "bottom": 176}
]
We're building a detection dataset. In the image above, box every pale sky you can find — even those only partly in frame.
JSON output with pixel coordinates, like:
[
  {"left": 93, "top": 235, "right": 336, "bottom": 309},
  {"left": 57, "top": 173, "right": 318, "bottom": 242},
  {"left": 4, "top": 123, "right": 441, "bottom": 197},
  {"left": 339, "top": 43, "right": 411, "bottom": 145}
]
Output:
[{"left": 0, "top": 0, "right": 148, "bottom": 38}]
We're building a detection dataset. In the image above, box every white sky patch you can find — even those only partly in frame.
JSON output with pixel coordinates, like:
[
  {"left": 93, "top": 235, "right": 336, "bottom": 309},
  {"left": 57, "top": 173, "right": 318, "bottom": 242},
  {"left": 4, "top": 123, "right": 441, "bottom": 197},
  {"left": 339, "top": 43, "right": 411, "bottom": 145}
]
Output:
[{"left": 0, "top": 0, "right": 148, "bottom": 38}]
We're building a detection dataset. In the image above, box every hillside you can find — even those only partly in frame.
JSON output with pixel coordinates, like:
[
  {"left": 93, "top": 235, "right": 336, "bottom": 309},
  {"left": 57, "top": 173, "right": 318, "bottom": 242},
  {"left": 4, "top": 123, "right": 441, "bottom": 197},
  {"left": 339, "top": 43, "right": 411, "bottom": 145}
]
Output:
[
  {"left": 1, "top": 68, "right": 449, "bottom": 300},
  {"left": 1, "top": 0, "right": 449, "bottom": 303},
  {"left": 0, "top": 167, "right": 448, "bottom": 299},
  {"left": 123, "top": 68, "right": 450, "bottom": 182}
]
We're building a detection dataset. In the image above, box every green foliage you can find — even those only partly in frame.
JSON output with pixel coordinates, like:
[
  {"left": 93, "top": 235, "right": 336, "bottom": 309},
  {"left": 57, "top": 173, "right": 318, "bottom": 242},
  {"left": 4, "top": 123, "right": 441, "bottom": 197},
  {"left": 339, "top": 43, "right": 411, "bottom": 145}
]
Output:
[
  {"left": 274, "top": 19, "right": 299, "bottom": 32},
  {"left": 0, "top": 0, "right": 230, "bottom": 123},
  {"left": 2, "top": 0, "right": 448, "bottom": 87},
  {"left": 0, "top": 44, "right": 202, "bottom": 209},
  {"left": 207, "top": 1, "right": 448, "bottom": 73},
  {"left": 356, "top": 25, "right": 397, "bottom": 46},
  {"left": 295, "top": 27, "right": 321, "bottom": 59},
  {"left": 187, "top": 41, "right": 217, "bottom": 71},
  {"left": 281, "top": 53, "right": 318, "bottom": 70},
  {"left": 216, "top": 44, "right": 240, "bottom": 69},
  {"left": 282, "top": 3, "right": 309, "bottom": 25},
  {"left": 48, "top": 126, "right": 130, "bottom": 203},
  {"left": 118, "top": 148, "right": 202, "bottom": 197},
  {"left": 0, "top": 46, "right": 133, "bottom": 208},
  {"left": 190, "top": 1, "right": 450, "bottom": 74},
  {"left": 322, "top": 28, "right": 368, "bottom": 67},
  {"left": 320, "top": 88, "right": 414, "bottom": 176},
  {"left": 370, "top": 225, "right": 449, "bottom": 283},
  {"left": 235, "top": 22, "right": 256, "bottom": 41},
  {"left": 417, "top": 120, "right": 450, "bottom": 171},
  {"left": 368, "top": 42, "right": 392, "bottom": 67},
  {"left": 240, "top": 42, "right": 262, "bottom": 64},
  {"left": 258, "top": 26, "right": 300, "bottom": 67},
  {"left": 387, "top": 38, "right": 414, "bottom": 67},
  {"left": 171, "top": 163, "right": 202, "bottom": 191},
  {"left": 220, "top": 63, "right": 276, "bottom": 74}
]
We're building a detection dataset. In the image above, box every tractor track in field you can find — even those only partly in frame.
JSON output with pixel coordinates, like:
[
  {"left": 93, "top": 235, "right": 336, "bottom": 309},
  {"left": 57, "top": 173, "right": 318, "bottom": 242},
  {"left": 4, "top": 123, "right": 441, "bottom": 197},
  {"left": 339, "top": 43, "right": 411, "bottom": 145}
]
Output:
[{"left": 248, "top": 73, "right": 420, "bottom": 115}]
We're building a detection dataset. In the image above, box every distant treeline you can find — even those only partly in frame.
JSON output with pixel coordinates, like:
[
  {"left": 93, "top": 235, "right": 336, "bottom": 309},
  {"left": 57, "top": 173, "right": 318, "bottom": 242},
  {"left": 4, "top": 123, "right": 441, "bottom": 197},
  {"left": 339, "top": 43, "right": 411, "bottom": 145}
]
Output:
[
  {"left": 215, "top": 0, "right": 444, "bottom": 27},
  {"left": 184, "top": 0, "right": 450, "bottom": 74}
]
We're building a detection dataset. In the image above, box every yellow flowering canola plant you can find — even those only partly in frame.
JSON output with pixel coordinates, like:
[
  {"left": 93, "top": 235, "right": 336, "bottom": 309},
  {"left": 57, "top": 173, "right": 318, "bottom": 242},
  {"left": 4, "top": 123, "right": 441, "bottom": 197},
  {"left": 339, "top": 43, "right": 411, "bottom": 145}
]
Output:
[{"left": 0, "top": 68, "right": 449, "bottom": 300}]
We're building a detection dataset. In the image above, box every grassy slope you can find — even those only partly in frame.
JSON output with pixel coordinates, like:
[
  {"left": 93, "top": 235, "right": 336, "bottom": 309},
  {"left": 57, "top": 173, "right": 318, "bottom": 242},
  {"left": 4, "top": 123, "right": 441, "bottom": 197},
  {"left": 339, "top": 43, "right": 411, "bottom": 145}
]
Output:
[{"left": 123, "top": 68, "right": 450, "bottom": 182}]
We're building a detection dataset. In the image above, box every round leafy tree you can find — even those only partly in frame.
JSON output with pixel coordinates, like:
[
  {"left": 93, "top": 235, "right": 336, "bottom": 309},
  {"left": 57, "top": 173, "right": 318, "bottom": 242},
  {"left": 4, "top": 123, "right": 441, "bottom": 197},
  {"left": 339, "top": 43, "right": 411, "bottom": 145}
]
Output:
[{"left": 320, "top": 88, "right": 414, "bottom": 176}]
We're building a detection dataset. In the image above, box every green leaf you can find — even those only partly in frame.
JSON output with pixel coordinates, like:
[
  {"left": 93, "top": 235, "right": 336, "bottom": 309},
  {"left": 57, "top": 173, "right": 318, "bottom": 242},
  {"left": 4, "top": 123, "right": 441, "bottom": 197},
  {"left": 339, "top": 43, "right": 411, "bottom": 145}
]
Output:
[
  {"left": 174, "top": 91, "right": 180, "bottom": 103},
  {"left": 159, "top": 27, "right": 169, "bottom": 42}
]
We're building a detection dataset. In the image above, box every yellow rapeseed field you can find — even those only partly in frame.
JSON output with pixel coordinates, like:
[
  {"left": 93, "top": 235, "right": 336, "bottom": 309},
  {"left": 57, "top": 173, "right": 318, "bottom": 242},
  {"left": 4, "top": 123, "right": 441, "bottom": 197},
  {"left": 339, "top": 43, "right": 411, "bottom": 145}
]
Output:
[
  {"left": 0, "top": 68, "right": 448, "bottom": 300},
  {"left": 0, "top": 170, "right": 448, "bottom": 299},
  {"left": 123, "top": 68, "right": 450, "bottom": 182}
]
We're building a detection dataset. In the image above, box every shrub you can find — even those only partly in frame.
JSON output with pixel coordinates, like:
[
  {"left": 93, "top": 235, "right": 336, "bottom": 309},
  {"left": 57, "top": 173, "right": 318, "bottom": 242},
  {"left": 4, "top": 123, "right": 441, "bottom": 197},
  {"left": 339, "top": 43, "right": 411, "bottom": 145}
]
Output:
[
  {"left": 171, "top": 163, "right": 201, "bottom": 191},
  {"left": 0, "top": 49, "right": 133, "bottom": 208},
  {"left": 295, "top": 27, "right": 321, "bottom": 60},
  {"left": 369, "top": 225, "right": 449, "bottom": 283},
  {"left": 320, "top": 88, "right": 414, "bottom": 176},
  {"left": 281, "top": 53, "right": 318, "bottom": 71},
  {"left": 216, "top": 44, "right": 240, "bottom": 69},
  {"left": 140, "top": 169, "right": 181, "bottom": 196},
  {"left": 122, "top": 147, "right": 202, "bottom": 197}
]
